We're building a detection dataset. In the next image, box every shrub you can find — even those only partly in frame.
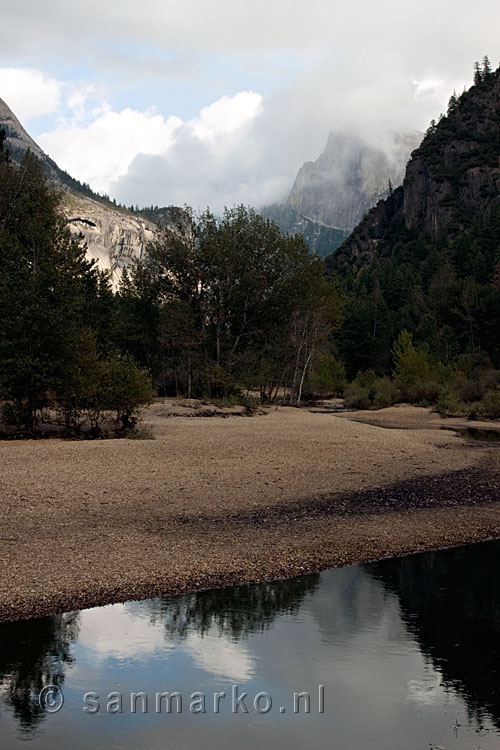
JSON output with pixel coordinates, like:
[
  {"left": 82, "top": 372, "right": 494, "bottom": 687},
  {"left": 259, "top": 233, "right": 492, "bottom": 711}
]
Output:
[
  {"left": 435, "top": 389, "right": 467, "bottom": 416},
  {"left": 307, "top": 354, "right": 347, "bottom": 398},
  {"left": 99, "top": 354, "right": 153, "bottom": 429},
  {"left": 475, "top": 388, "right": 500, "bottom": 419},
  {"left": 392, "top": 330, "right": 431, "bottom": 392},
  {"left": 405, "top": 380, "right": 442, "bottom": 405},
  {"left": 344, "top": 383, "right": 372, "bottom": 410},
  {"left": 1, "top": 401, "right": 37, "bottom": 428},
  {"left": 372, "top": 377, "right": 401, "bottom": 408}
]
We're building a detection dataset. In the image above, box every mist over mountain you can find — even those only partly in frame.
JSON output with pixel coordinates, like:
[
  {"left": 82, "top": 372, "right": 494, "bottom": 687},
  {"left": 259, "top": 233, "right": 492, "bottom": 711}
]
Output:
[
  {"left": 327, "top": 61, "right": 500, "bottom": 377},
  {"left": 288, "top": 131, "right": 422, "bottom": 231},
  {"left": 262, "top": 130, "right": 421, "bottom": 256}
]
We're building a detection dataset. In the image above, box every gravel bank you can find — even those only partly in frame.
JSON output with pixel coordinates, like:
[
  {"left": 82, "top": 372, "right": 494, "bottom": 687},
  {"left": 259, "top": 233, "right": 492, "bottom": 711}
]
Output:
[{"left": 1, "top": 403, "right": 499, "bottom": 622}]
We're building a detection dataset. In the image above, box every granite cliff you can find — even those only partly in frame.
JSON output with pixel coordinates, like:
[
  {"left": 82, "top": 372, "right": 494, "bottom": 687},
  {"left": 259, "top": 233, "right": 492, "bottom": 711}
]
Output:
[
  {"left": 263, "top": 130, "right": 420, "bottom": 257},
  {"left": 0, "top": 96, "right": 156, "bottom": 285},
  {"left": 287, "top": 131, "right": 421, "bottom": 231}
]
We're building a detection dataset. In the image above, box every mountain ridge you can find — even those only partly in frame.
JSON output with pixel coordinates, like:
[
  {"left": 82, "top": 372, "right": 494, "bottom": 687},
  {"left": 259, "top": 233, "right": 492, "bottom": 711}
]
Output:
[
  {"left": 0, "top": 96, "right": 157, "bottom": 285},
  {"left": 330, "top": 66, "right": 500, "bottom": 272},
  {"left": 326, "top": 60, "right": 500, "bottom": 376},
  {"left": 287, "top": 130, "right": 422, "bottom": 231}
]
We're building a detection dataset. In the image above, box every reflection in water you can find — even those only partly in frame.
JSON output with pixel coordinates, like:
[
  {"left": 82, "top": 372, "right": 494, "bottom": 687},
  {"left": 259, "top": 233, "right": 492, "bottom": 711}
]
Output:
[
  {"left": 0, "top": 542, "right": 499, "bottom": 750},
  {"left": 0, "top": 613, "right": 79, "bottom": 731},
  {"left": 149, "top": 573, "right": 321, "bottom": 640},
  {"left": 367, "top": 540, "right": 500, "bottom": 731}
]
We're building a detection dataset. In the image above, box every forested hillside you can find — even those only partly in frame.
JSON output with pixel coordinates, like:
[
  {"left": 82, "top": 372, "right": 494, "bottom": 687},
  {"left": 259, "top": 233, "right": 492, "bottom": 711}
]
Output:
[{"left": 325, "top": 59, "right": 500, "bottom": 415}]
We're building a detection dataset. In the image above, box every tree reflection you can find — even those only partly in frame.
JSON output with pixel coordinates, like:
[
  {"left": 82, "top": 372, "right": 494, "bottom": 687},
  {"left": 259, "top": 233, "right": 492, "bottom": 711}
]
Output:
[
  {"left": 366, "top": 540, "right": 500, "bottom": 730},
  {"left": 0, "top": 612, "right": 79, "bottom": 732},
  {"left": 148, "top": 574, "right": 320, "bottom": 640}
]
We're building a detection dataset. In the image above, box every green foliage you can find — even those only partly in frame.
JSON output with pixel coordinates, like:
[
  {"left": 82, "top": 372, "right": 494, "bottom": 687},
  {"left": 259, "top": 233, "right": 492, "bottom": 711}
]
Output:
[
  {"left": 0, "top": 153, "right": 153, "bottom": 436},
  {"left": 99, "top": 354, "right": 153, "bottom": 429},
  {"left": 392, "top": 330, "right": 431, "bottom": 390},
  {"left": 329, "top": 63, "right": 500, "bottom": 383},
  {"left": 306, "top": 353, "right": 346, "bottom": 397},
  {"left": 120, "top": 205, "right": 342, "bottom": 404},
  {"left": 0, "top": 152, "right": 99, "bottom": 428},
  {"left": 475, "top": 388, "right": 500, "bottom": 418},
  {"left": 344, "top": 370, "right": 400, "bottom": 410},
  {"left": 344, "top": 382, "right": 372, "bottom": 410},
  {"left": 372, "top": 376, "right": 400, "bottom": 408}
]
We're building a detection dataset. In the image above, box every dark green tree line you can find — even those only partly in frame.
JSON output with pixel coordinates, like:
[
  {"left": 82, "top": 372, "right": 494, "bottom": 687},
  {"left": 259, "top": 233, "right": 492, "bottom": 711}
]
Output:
[
  {"left": 0, "top": 150, "right": 152, "bottom": 433},
  {"left": 117, "top": 206, "right": 342, "bottom": 403}
]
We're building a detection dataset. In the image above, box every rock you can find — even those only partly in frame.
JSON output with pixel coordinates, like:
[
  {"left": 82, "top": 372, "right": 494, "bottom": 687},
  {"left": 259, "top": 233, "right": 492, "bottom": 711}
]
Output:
[
  {"left": 61, "top": 193, "right": 156, "bottom": 287},
  {"left": 331, "top": 68, "right": 500, "bottom": 270},
  {"left": 287, "top": 131, "right": 422, "bottom": 231},
  {"left": 0, "top": 96, "right": 158, "bottom": 284}
]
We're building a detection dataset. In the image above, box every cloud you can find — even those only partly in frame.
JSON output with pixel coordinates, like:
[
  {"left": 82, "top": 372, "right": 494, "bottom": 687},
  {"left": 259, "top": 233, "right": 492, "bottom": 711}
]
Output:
[
  {"left": 2, "top": 1, "right": 500, "bottom": 210},
  {"left": 76, "top": 602, "right": 254, "bottom": 681},
  {"left": 38, "top": 106, "right": 182, "bottom": 194},
  {"left": 0, "top": 67, "right": 62, "bottom": 120},
  {"left": 35, "top": 68, "right": 466, "bottom": 212},
  {"left": 36, "top": 89, "right": 270, "bottom": 209},
  {"left": 184, "top": 630, "right": 255, "bottom": 681},
  {"left": 78, "top": 603, "right": 170, "bottom": 661},
  {"left": 111, "top": 91, "right": 273, "bottom": 211}
]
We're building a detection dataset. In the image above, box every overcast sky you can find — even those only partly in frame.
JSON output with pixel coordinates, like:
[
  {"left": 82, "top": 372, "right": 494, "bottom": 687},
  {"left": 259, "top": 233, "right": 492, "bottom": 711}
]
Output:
[{"left": 0, "top": 0, "right": 499, "bottom": 211}]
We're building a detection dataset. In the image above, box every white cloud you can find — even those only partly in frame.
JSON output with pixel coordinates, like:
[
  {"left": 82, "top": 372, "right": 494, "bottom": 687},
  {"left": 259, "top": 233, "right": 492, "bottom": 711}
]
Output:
[
  {"left": 0, "top": 67, "right": 62, "bottom": 120},
  {"left": 111, "top": 90, "right": 285, "bottom": 211},
  {"left": 78, "top": 603, "right": 169, "bottom": 661},
  {"left": 38, "top": 106, "right": 182, "bottom": 193},
  {"left": 184, "top": 630, "right": 255, "bottom": 681},
  {"left": 35, "top": 89, "right": 267, "bottom": 207},
  {"left": 2, "top": 0, "right": 500, "bottom": 211},
  {"left": 192, "top": 92, "right": 263, "bottom": 141},
  {"left": 76, "top": 602, "right": 254, "bottom": 681}
]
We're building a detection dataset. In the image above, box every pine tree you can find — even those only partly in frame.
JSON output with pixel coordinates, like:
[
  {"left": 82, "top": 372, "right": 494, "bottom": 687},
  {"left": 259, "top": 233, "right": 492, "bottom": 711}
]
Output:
[
  {"left": 473, "top": 61, "right": 483, "bottom": 85},
  {"left": 0, "top": 152, "right": 98, "bottom": 428},
  {"left": 0, "top": 128, "right": 9, "bottom": 163},
  {"left": 482, "top": 55, "right": 492, "bottom": 78},
  {"left": 447, "top": 91, "right": 458, "bottom": 115}
]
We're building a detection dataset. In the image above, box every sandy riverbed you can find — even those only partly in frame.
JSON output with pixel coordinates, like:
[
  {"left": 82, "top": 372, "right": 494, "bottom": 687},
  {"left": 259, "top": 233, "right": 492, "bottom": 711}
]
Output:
[{"left": 1, "top": 402, "right": 499, "bottom": 622}]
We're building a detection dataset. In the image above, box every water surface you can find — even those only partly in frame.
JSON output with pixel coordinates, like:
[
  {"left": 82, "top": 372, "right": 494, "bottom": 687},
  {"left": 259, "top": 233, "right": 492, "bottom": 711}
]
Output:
[{"left": 1, "top": 541, "right": 499, "bottom": 749}]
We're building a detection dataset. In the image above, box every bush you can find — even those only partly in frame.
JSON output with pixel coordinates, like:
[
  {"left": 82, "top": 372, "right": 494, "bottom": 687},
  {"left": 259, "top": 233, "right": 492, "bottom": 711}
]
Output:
[
  {"left": 475, "top": 388, "right": 500, "bottom": 419},
  {"left": 99, "top": 354, "right": 153, "bottom": 429},
  {"left": 307, "top": 354, "right": 347, "bottom": 398},
  {"left": 435, "top": 389, "right": 467, "bottom": 417},
  {"left": 372, "top": 377, "right": 400, "bottom": 408},
  {"left": 344, "top": 383, "right": 372, "bottom": 410},
  {"left": 404, "top": 380, "right": 442, "bottom": 405},
  {"left": 392, "top": 330, "right": 431, "bottom": 393}
]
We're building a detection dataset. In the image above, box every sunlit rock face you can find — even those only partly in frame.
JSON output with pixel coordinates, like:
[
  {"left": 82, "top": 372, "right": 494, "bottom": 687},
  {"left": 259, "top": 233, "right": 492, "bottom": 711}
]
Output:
[
  {"left": 0, "top": 96, "right": 48, "bottom": 164},
  {"left": 0, "top": 96, "right": 157, "bottom": 285},
  {"left": 62, "top": 194, "right": 156, "bottom": 286}
]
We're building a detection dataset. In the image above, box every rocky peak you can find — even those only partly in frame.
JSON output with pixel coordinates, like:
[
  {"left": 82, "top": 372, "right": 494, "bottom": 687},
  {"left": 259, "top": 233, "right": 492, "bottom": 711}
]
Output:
[
  {"left": 287, "top": 130, "right": 421, "bottom": 231},
  {"left": 330, "top": 65, "right": 500, "bottom": 271},
  {"left": 0, "top": 96, "right": 158, "bottom": 285},
  {"left": 0, "top": 97, "right": 47, "bottom": 164}
]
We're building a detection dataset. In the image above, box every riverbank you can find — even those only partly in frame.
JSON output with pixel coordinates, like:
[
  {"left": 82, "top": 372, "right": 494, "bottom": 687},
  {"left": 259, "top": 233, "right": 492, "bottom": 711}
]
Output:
[{"left": 1, "top": 402, "right": 499, "bottom": 622}]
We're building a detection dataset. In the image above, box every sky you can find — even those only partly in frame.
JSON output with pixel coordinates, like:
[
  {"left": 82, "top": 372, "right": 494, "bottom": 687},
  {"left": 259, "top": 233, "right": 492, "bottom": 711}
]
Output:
[{"left": 0, "top": 0, "right": 499, "bottom": 212}]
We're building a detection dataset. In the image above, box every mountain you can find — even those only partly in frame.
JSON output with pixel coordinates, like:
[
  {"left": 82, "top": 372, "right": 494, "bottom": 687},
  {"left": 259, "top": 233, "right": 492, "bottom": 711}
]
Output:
[
  {"left": 327, "top": 62, "right": 500, "bottom": 376},
  {"left": 262, "top": 130, "right": 421, "bottom": 257},
  {"left": 287, "top": 131, "right": 422, "bottom": 231},
  {"left": 0, "top": 96, "right": 156, "bottom": 285},
  {"left": 330, "top": 67, "right": 500, "bottom": 272},
  {"left": 258, "top": 203, "right": 349, "bottom": 257}
]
